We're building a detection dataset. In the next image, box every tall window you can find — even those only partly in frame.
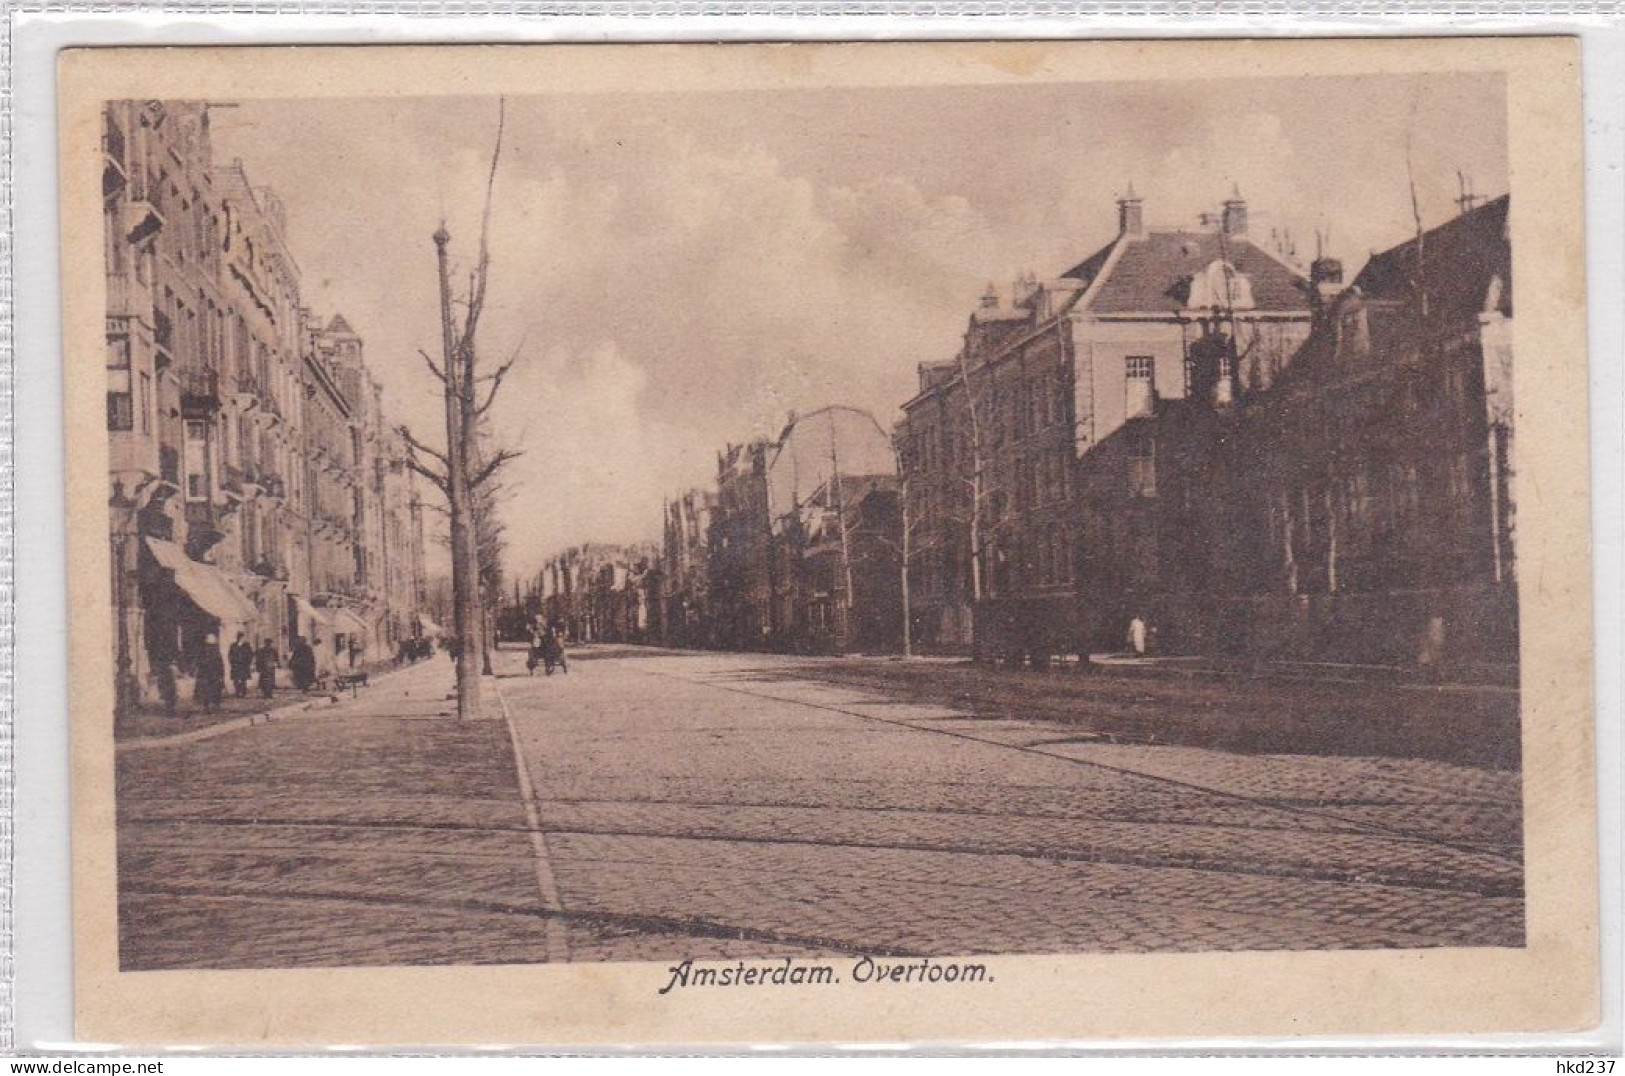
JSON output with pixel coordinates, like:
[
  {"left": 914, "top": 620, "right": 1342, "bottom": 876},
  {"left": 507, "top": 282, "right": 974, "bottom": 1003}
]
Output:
[
  {"left": 184, "top": 420, "right": 210, "bottom": 501},
  {"left": 107, "top": 392, "right": 134, "bottom": 432},
  {"left": 138, "top": 372, "right": 152, "bottom": 435},
  {"left": 1126, "top": 356, "right": 1155, "bottom": 419},
  {"left": 1129, "top": 437, "right": 1157, "bottom": 499}
]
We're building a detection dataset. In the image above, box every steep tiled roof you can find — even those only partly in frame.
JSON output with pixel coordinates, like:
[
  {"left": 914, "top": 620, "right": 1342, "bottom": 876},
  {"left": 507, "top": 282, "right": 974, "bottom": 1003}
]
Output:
[
  {"left": 1272, "top": 195, "right": 1511, "bottom": 396},
  {"left": 1061, "top": 242, "right": 1117, "bottom": 293},
  {"left": 326, "top": 313, "right": 356, "bottom": 335},
  {"left": 1351, "top": 194, "right": 1510, "bottom": 322},
  {"left": 1080, "top": 230, "right": 1310, "bottom": 315}
]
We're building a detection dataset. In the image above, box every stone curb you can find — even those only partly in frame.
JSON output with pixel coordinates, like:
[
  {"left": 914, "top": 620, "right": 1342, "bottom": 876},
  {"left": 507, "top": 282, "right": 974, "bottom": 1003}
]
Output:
[
  {"left": 114, "top": 662, "right": 434, "bottom": 752},
  {"left": 115, "top": 696, "right": 322, "bottom": 753}
]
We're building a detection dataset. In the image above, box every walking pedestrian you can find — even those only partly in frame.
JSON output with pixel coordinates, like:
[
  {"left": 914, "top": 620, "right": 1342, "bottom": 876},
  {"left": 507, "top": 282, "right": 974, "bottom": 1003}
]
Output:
[
  {"left": 254, "top": 638, "right": 279, "bottom": 700},
  {"left": 153, "top": 653, "right": 178, "bottom": 716},
  {"left": 289, "top": 634, "right": 318, "bottom": 692},
  {"left": 1127, "top": 615, "right": 1147, "bottom": 657},
  {"left": 194, "top": 633, "right": 225, "bottom": 710},
  {"left": 228, "top": 632, "right": 254, "bottom": 698}
]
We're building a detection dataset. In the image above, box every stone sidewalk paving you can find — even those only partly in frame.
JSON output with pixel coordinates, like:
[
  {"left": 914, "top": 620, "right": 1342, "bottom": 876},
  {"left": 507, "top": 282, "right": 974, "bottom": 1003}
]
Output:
[
  {"left": 116, "top": 658, "right": 448, "bottom": 750},
  {"left": 117, "top": 657, "right": 836, "bottom": 969}
]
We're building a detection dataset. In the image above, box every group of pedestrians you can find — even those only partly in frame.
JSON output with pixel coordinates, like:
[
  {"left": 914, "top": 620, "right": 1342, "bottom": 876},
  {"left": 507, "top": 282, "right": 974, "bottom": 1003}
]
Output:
[
  {"left": 396, "top": 636, "right": 436, "bottom": 664},
  {"left": 179, "top": 632, "right": 322, "bottom": 713}
]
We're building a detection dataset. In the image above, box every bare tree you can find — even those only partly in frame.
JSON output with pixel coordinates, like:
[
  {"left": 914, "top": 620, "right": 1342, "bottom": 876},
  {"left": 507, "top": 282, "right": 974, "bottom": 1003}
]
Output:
[
  {"left": 885, "top": 434, "right": 947, "bottom": 658},
  {"left": 953, "top": 343, "right": 990, "bottom": 605},
  {"left": 470, "top": 434, "right": 511, "bottom": 676},
  {"left": 422, "top": 441, "right": 510, "bottom": 677},
  {"left": 399, "top": 98, "right": 522, "bottom": 719}
]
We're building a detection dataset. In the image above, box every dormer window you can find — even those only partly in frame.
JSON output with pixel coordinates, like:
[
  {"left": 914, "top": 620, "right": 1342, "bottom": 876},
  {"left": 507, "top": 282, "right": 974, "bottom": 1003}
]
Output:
[{"left": 1186, "top": 259, "right": 1256, "bottom": 312}]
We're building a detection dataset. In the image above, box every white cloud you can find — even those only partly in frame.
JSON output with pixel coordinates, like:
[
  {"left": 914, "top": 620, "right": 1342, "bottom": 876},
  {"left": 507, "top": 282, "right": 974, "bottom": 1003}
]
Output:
[{"left": 212, "top": 75, "right": 1506, "bottom": 581}]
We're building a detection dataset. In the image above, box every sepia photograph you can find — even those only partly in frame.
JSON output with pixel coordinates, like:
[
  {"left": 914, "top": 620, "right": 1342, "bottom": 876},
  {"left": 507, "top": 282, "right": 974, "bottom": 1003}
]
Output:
[{"left": 61, "top": 39, "right": 1596, "bottom": 1045}]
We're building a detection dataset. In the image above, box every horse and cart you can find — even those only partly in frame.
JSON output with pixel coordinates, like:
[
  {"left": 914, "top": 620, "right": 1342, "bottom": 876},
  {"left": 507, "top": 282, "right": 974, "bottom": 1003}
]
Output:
[{"left": 526, "top": 629, "right": 569, "bottom": 676}]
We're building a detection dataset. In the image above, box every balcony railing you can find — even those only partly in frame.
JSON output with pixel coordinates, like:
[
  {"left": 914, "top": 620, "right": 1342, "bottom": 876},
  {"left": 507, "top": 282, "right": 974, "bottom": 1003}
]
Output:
[
  {"left": 179, "top": 368, "right": 221, "bottom": 416},
  {"left": 106, "top": 273, "right": 142, "bottom": 321},
  {"left": 159, "top": 445, "right": 180, "bottom": 486},
  {"left": 121, "top": 197, "right": 164, "bottom": 246},
  {"left": 249, "top": 557, "right": 288, "bottom": 582},
  {"left": 103, "top": 112, "right": 127, "bottom": 168},
  {"left": 153, "top": 309, "right": 174, "bottom": 353},
  {"left": 184, "top": 500, "right": 216, "bottom": 529}
]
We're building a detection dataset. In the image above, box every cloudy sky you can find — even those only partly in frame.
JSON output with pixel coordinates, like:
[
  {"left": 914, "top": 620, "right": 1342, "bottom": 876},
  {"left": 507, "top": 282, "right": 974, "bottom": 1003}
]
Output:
[{"left": 209, "top": 71, "right": 1506, "bottom": 579}]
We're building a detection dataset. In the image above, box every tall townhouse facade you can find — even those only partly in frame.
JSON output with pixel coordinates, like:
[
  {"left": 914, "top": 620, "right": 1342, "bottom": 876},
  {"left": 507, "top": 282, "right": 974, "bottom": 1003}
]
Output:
[
  {"left": 212, "top": 164, "right": 305, "bottom": 659},
  {"left": 302, "top": 316, "right": 373, "bottom": 667},
  {"left": 380, "top": 429, "right": 429, "bottom": 649},
  {"left": 538, "top": 544, "right": 657, "bottom": 642},
  {"left": 707, "top": 440, "right": 776, "bottom": 650},
  {"left": 661, "top": 488, "right": 716, "bottom": 648},
  {"left": 103, "top": 100, "right": 427, "bottom": 712},
  {"left": 774, "top": 474, "right": 903, "bottom": 654},
  {"left": 897, "top": 190, "right": 1313, "bottom": 656}
]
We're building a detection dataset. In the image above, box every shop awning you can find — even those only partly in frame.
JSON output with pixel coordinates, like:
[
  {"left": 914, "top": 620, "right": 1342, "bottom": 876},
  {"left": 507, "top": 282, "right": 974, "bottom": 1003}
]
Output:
[
  {"left": 145, "top": 538, "right": 258, "bottom": 624},
  {"left": 293, "top": 595, "right": 330, "bottom": 628},
  {"left": 329, "top": 608, "right": 370, "bottom": 636}
]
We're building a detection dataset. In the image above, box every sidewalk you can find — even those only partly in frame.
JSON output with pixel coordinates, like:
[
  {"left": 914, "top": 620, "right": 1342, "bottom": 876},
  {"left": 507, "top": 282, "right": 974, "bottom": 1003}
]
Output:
[
  {"left": 780, "top": 648, "right": 1520, "bottom": 768},
  {"left": 1082, "top": 651, "right": 1519, "bottom": 691},
  {"left": 116, "top": 656, "right": 465, "bottom": 751},
  {"left": 116, "top": 657, "right": 540, "bottom": 969}
]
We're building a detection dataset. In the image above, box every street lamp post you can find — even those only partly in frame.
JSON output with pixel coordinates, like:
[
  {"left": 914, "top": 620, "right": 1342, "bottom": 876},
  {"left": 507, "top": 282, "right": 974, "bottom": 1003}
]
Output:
[{"left": 110, "top": 481, "right": 138, "bottom": 723}]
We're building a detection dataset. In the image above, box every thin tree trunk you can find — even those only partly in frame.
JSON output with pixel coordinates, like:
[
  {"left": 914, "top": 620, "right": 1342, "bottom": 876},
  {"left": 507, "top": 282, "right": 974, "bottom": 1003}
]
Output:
[
  {"left": 955, "top": 348, "right": 986, "bottom": 605},
  {"left": 435, "top": 227, "right": 481, "bottom": 719},
  {"left": 829, "top": 420, "right": 855, "bottom": 650},
  {"left": 898, "top": 464, "right": 912, "bottom": 658},
  {"left": 1325, "top": 484, "right": 1339, "bottom": 595}
]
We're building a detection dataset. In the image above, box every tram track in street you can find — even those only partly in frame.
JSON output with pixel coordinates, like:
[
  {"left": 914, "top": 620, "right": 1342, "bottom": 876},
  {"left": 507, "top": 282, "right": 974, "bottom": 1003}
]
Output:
[
  {"left": 123, "top": 811, "right": 1519, "bottom": 898},
  {"left": 639, "top": 666, "right": 1525, "bottom": 869}
]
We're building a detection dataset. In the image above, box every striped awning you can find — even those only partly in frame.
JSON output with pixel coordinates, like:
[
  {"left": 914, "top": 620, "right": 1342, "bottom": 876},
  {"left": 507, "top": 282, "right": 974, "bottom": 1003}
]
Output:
[
  {"left": 293, "top": 595, "right": 330, "bottom": 628},
  {"left": 329, "top": 607, "right": 370, "bottom": 636},
  {"left": 145, "top": 538, "right": 258, "bottom": 624}
]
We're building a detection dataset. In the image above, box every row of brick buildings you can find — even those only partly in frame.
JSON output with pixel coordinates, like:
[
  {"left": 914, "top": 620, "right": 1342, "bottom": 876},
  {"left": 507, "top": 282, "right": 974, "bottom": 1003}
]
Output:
[
  {"left": 520, "top": 187, "right": 1516, "bottom": 673},
  {"left": 104, "top": 100, "right": 430, "bottom": 712},
  {"left": 518, "top": 414, "right": 905, "bottom": 656},
  {"left": 679, "top": 429, "right": 903, "bottom": 655},
  {"left": 528, "top": 542, "right": 661, "bottom": 644},
  {"left": 898, "top": 188, "right": 1517, "bottom": 669}
]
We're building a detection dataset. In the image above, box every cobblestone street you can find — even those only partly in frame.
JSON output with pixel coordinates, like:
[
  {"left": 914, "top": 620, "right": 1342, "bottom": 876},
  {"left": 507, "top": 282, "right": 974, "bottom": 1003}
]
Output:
[{"left": 117, "top": 646, "right": 1524, "bottom": 970}]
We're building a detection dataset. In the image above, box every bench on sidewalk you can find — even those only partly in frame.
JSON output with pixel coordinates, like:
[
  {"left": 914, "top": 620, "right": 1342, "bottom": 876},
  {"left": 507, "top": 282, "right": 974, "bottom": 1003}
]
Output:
[
  {"left": 333, "top": 671, "right": 370, "bottom": 698},
  {"left": 301, "top": 671, "right": 369, "bottom": 699}
]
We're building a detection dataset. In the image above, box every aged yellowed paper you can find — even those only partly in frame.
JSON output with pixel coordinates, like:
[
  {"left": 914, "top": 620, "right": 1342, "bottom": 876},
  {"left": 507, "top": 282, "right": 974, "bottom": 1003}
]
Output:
[{"left": 62, "top": 38, "right": 1595, "bottom": 1045}]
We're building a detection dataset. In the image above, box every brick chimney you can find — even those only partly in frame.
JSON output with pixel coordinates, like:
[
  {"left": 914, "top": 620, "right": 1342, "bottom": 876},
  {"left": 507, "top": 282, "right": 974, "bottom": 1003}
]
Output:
[
  {"left": 1221, "top": 184, "right": 1248, "bottom": 238},
  {"left": 1310, "top": 255, "right": 1344, "bottom": 303},
  {"left": 1117, "top": 185, "right": 1144, "bottom": 238}
]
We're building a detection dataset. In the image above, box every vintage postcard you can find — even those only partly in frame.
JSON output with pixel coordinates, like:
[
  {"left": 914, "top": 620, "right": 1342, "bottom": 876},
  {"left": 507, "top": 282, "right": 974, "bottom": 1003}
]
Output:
[{"left": 60, "top": 38, "right": 1597, "bottom": 1045}]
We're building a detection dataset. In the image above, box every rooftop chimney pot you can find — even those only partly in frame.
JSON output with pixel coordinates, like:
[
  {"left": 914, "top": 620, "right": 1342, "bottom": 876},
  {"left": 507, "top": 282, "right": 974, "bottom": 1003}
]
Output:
[
  {"left": 1221, "top": 189, "right": 1248, "bottom": 238},
  {"left": 1117, "top": 186, "right": 1145, "bottom": 238}
]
